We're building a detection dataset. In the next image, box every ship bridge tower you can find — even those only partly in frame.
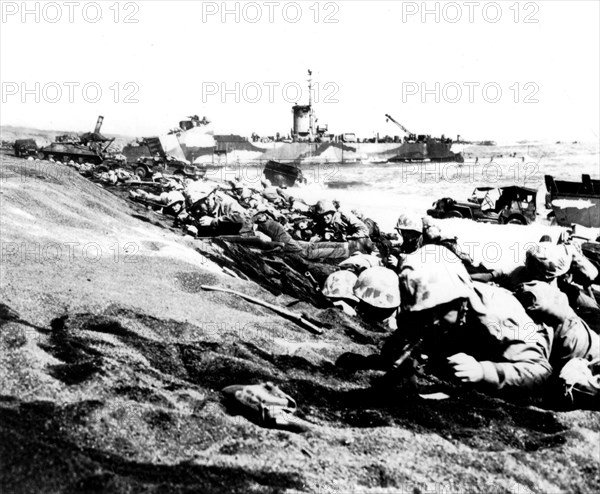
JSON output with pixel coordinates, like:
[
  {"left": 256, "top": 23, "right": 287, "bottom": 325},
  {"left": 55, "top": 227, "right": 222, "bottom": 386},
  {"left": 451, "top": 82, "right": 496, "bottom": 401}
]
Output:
[{"left": 292, "top": 69, "right": 316, "bottom": 139}]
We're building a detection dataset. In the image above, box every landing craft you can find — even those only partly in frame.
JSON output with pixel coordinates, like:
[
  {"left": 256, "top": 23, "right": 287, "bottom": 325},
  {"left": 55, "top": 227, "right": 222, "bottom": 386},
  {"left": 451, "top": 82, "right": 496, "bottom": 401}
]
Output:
[
  {"left": 545, "top": 174, "right": 600, "bottom": 228},
  {"left": 384, "top": 114, "right": 464, "bottom": 163},
  {"left": 122, "top": 71, "right": 465, "bottom": 166}
]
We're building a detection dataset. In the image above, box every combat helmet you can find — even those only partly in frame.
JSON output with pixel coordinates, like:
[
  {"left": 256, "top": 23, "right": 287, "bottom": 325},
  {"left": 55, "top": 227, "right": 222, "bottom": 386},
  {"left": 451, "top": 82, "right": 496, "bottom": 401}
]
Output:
[
  {"left": 395, "top": 213, "right": 422, "bottom": 233},
  {"left": 525, "top": 242, "right": 572, "bottom": 280},
  {"left": 313, "top": 200, "right": 336, "bottom": 216},
  {"left": 353, "top": 266, "right": 401, "bottom": 309},
  {"left": 398, "top": 245, "right": 473, "bottom": 312},
  {"left": 339, "top": 253, "right": 382, "bottom": 273},
  {"left": 291, "top": 214, "right": 310, "bottom": 224},
  {"left": 422, "top": 216, "right": 457, "bottom": 243},
  {"left": 184, "top": 182, "right": 216, "bottom": 205},
  {"left": 322, "top": 271, "right": 359, "bottom": 302},
  {"left": 164, "top": 179, "right": 182, "bottom": 191},
  {"left": 514, "top": 280, "right": 574, "bottom": 325}
]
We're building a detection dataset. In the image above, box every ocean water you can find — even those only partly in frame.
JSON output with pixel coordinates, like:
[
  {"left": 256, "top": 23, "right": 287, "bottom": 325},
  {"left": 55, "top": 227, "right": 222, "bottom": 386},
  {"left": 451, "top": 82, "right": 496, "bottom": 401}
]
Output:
[
  {"left": 291, "top": 142, "right": 600, "bottom": 231},
  {"left": 289, "top": 141, "right": 600, "bottom": 271},
  {"left": 205, "top": 142, "right": 598, "bottom": 271}
]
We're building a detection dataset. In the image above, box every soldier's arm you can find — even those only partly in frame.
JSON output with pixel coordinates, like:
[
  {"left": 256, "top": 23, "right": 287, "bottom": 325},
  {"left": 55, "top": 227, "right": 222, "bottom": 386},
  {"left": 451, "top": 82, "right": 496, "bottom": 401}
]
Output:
[
  {"left": 479, "top": 324, "right": 554, "bottom": 389},
  {"left": 343, "top": 212, "right": 370, "bottom": 239}
]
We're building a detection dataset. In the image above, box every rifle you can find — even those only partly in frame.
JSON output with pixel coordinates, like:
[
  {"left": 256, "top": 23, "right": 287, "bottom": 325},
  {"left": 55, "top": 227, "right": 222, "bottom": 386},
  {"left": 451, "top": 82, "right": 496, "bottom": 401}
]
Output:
[
  {"left": 200, "top": 285, "right": 324, "bottom": 335},
  {"left": 390, "top": 337, "right": 424, "bottom": 370}
]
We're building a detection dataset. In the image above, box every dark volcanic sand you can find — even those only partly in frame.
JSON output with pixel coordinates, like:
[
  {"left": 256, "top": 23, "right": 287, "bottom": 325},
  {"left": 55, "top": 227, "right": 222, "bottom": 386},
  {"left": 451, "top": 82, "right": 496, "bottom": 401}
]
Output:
[{"left": 0, "top": 155, "right": 598, "bottom": 493}]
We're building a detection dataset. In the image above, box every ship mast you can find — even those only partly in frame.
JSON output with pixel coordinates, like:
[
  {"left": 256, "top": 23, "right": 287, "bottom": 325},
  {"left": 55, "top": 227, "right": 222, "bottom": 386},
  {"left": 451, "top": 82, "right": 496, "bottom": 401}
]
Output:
[{"left": 308, "top": 69, "right": 314, "bottom": 137}]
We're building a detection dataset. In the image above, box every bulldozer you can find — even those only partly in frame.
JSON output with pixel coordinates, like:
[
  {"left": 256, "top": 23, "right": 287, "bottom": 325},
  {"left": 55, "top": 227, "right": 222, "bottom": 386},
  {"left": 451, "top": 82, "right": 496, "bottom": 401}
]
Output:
[{"left": 37, "top": 116, "right": 115, "bottom": 165}]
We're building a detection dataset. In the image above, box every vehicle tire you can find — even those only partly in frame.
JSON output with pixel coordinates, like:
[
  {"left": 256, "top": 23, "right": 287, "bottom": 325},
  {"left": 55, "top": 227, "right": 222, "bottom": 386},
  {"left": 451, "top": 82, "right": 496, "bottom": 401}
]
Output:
[
  {"left": 173, "top": 170, "right": 185, "bottom": 177},
  {"left": 506, "top": 214, "right": 527, "bottom": 225},
  {"left": 445, "top": 210, "right": 463, "bottom": 219},
  {"left": 135, "top": 166, "right": 148, "bottom": 180}
]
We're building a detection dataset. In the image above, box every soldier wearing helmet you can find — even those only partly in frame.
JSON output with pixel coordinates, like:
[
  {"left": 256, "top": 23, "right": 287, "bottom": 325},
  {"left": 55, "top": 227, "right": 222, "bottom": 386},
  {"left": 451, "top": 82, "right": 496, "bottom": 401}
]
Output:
[
  {"left": 515, "top": 280, "right": 600, "bottom": 406},
  {"left": 525, "top": 242, "right": 573, "bottom": 281},
  {"left": 182, "top": 183, "right": 253, "bottom": 237},
  {"left": 228, "top": 180, "right": 259, "bottom": 209},
  {"left": 323, "top": 270, "right": 360, "bottom": 302},
  {"left": 379, "top": 245, "right": 553, "bottom": 391},
  {"left": 474, "top": 239, "right": 599, "bottom": 325},
  {"left": 515, "top": 281, "right": 599, "bottom": 366},
  {"left": 322, "top": 270, "right": 360, "bottom": 316},
  {"left": 536, "top": 241, "right": 599, "bottom": 320},
  {"left": 313, "top": 199, "right": 336, "bottom": 217},
  {"left": 312, "top": 199, "right": 372, "bottom": 253},
  {"left": 290, "top": 215, "right": 315, "bottom": 242},
  {"left": 421, "top": 216, "right": 477, "bottom": 271},
  {"left": 339, "top": 253, "right": 382, "bottom": 274},
  {"left": 252, "top": 208, "right": 302, "bottom": 254},
  {"left": 394, "top": 213, "right": 423, "bottom": 254},
  {"left": 477, "top": 240, "right": 585, "bottom": 290},
  {"left": 129, "top": 179, "right": 186, "bottom": 217},
  {"left": 353, "top": 266, "right": 401, "bottom": 329},
  {"left": 312, "top": 200, "right": 342, "bottom": 241}
]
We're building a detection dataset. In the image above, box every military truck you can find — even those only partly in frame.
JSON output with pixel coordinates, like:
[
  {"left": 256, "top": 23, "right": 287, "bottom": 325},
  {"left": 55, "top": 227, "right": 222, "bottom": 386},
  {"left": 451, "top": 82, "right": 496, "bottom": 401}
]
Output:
[
  {"left": 132, "top": 156, "right": 204, "bottom": 180},
  {"left": 427, "top": 185, "right": 538, "bottom": 225},
  {"left": 13, "top": 139, "right": 38, "bottom": 158}
]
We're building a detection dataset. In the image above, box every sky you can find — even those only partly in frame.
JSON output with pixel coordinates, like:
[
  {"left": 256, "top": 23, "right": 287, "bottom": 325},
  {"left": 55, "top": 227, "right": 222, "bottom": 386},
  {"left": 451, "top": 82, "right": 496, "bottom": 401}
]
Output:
[{"left": 1, "top": 0, "right": 599, "bottom": 142}]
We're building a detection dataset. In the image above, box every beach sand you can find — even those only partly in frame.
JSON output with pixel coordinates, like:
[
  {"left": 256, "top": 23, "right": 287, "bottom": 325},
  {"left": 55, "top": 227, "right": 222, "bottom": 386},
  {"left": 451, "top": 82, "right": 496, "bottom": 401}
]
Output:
[{"left": 1, "top": 155, "right": 599, "bottom": 493}]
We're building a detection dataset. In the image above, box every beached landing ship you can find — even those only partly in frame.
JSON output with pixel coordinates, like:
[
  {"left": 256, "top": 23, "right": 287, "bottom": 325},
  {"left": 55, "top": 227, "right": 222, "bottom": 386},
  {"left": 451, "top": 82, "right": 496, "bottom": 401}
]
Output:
[
  {"left": 122, "top": 71, "right": 464, "bottom": 166},
  {"left": 123, "top": 111, "right": 464, "bottom": 166}
]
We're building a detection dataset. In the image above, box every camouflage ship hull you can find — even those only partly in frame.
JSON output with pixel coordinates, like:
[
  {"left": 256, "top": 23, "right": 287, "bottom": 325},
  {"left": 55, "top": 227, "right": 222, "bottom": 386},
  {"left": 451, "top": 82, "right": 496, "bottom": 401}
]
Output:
[
  {"left": 122, "top": 128, "right": 464, "bottom": 166},
  {"left": 208, "top": 139, "right": 463, "bottom": 165}
]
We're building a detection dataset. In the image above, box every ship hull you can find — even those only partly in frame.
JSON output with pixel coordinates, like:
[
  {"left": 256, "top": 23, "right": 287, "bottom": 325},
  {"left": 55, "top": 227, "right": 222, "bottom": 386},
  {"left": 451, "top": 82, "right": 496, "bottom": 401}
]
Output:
[
  {"left": 194, "top": 140, "right": 463, "bottom": 165},
  {"left": 123, "top": 133, "right": 464, "bottom": 166}
]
